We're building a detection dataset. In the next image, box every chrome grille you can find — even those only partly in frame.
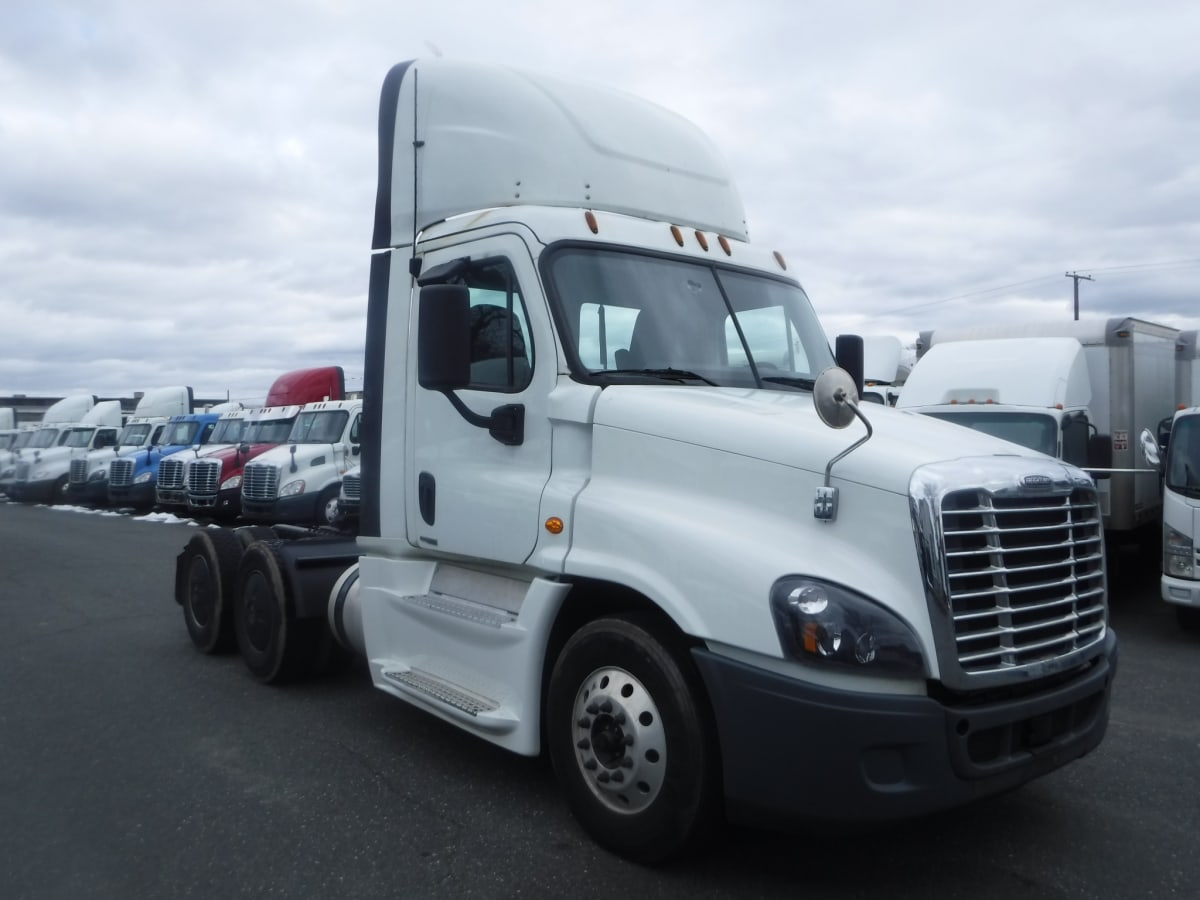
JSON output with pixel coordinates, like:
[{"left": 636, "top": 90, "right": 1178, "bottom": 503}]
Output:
[
  {"left": 70, "top": 458, "right": 89, "bottom": 485},
  {"left": 940, "top": 487, "right": 1105, "bottom": 675},
  {"left": 158, "top": 458, "right": 185, "bottom": 490},
  {"left": 187, "top": 459, "right": 221, "bottom": 496},
  {"left": 341, "top": 472, "right": 360, "bottom": 502},
  {"left": 109, "top": 458, "right": 135, "bottom": 488},
  {"left": 242, "top": 463, "right": 278, "bottom": 501}
]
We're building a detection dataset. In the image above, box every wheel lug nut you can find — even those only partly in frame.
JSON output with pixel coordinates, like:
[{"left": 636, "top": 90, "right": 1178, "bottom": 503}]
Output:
[{"left": 576, "top": 739, "right": 590, "bottom": 750}]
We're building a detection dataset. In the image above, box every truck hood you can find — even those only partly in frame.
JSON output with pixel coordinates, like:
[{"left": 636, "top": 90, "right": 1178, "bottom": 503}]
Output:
[
  {"left": 592, "top": 386, "right": 1047, "bottom": 496},
  {"left": 200, "top": 442, "right": 282, "bottom": 473}
]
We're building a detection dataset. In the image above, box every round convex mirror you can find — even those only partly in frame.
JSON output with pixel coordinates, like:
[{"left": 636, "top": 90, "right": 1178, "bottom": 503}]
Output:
[{"left": 813, "top": 367, "right": 860, "bottom": 430}]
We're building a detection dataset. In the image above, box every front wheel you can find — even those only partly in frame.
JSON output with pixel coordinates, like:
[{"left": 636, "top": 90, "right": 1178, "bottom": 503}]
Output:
[
  {"left": 1177, "top": 605, "right": 1200, "bottom": 632},
  {"left": 546, "top": 615, "right": 720, "bottom": 864},
  {"left": 316, "top": 485, "right": 340, "bottom": 527}
]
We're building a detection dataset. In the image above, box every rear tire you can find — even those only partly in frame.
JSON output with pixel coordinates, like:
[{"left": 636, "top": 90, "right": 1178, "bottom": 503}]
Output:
[
  {"left": 176, "top": 529, "right": 242, "bottom": 654},
  {"left": 546, "top": 615, "right": 721, "bottom": 864},
  {"left": 233, "top": 541, "right": 323, "bottom": 684}
]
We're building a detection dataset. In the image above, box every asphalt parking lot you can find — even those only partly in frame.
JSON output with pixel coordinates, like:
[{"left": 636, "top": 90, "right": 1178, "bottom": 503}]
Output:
[{"left": 1, "top": 500, "right": 1197, "bottom": 899}]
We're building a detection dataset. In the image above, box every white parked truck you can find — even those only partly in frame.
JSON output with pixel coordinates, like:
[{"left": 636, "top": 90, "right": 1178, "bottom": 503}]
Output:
[
  {"left": 240, "top": 399, "right": 363, "bottom": 527},
  {"left": 67, "top": 386, "right": 195, "bottom": 505},
  {"left": 174, "top": 60, "right": 1117, "bottom": 862},
  {"left": 856, "top": 335, "right": 907, "bottom": 406},
  {"left": 10, "top": 397, "right": 123, "bottom": 503},
  {"left": 1141, "top": 411, "right": 1200, "bottom": 630},
  {"left": 904, "top": 318, "right": 1178, "bottom": 538}
]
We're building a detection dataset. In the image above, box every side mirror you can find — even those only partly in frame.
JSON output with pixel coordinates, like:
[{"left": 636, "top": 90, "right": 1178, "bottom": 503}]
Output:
[
  {"left": 834, "top": 335, "right": 865, "bottom": 399},
  {"left": 1087, "top": 434, "right": 1112, "bottom": 480},
  {"left": 418, "top": 284, "right": 471, "bottom": 391},
  {"left": 1139, "top": 427, "right": 1162, "bottom": 471}
]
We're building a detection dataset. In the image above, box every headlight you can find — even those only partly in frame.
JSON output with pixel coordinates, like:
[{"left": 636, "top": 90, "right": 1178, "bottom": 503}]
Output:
[
  {"left": 89, "top": 469, "right": 108, "bottom": 482},
  {"left": 135, "top": 471, "right": 154, "bottom": 484},
  {"left": 280, "top": 479, "right": 306, "bottom": 497},
  {"left": 1164, "top": 524, "right": 1194, "bottom": 579},
  {"left": 770, "top": 577, "right": 926, "bottom": 676},
  {"left": 221, "top": 474, "right": 242, "bottom": 491}
]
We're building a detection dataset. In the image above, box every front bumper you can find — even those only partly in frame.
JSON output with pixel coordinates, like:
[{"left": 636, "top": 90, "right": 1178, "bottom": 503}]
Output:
[
  {"left": 67, "top": 480, "right": 109, "bottom": 504},
  {"left": 242, "top": 492, "right": 320, "bottom": 524},
  {"left": 692, "top": 629, "right": 1118, "bottom": 827},
  {"left": 187, "top": 488, "right": 241, "bottom": 517},
  {"left": 12, "top": 477, "right": 57, "bottom": 503},
  {"left": 1162, "top": 574, "right": 1200, "bottom": 608},
  {"left": 108, "top": 482, "right": 156, "bottom": 507}
]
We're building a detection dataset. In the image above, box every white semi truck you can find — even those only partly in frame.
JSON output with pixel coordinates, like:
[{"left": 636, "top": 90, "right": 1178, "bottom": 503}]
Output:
[
  {"left": 240, "top": 399, "right": 363, "bottom": 527},
  {"left": 9, "top": 396, "right": 123, "bottom": 503},
  {"left": 174, "top": 60, "right": 1117, "bottom": 862},
  {"left": 66, "top": 386, "right": 195, "bottom": 505},
  {"left": 903, "top": 318, "right": 1178, "bottom": 541}
]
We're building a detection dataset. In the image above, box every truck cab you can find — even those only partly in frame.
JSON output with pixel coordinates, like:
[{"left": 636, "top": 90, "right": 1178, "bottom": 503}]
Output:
[
  {"left": 240, "top": 399, "right": 362, "bottom": 526},
  {"left": 156, "top": 405, "right": 248, "bottom": 509},
  {"left": 898, "top": 337, "right": 1097, "bottom": 464},
  {"left": 175, "top": 60, "right": 1117, "bottom": 862},
  {"left": 12, "top": 400, "right": 123, "bottom": 503},
  {"left": 108, "top": 408, "right": 221, "bottom": 508},
  {"left": 184, "top": 367, "right": 344, "bottom": 519},
  {"left": 68, "top": 386, "right": 195, "bottom": 504}
]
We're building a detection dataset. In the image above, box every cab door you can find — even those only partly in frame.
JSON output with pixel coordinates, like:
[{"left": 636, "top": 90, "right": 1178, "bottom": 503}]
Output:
[{"left": 405, "top": 234, "right": 554, "bottom": 564}]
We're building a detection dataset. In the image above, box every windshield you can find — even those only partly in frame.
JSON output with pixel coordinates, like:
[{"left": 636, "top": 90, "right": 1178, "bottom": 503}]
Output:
[
  {"left": 545, "top": 247, "right": 835, "bottom": 388},
  {"left": 289, "top": 410, "right": 349, "bottom": 444},
  {"left": 161, "top": 421, "right": 200, "bottom": 445},
  {"left": 64, "top": 427, "right": 97, "bottom": 448},
  {"left": 211, "top": 418, "right": 246, "bottom": 444},
  {"left": 245, "top": 416, "right": 296, "bottom": 444},
  {"left": 29, "top": 427, "right": 64, "bottom": 449},
  {"left": 925, "top": 410, "right": 1058, "bottom": 457},
  {"left": 1166, "top": 415, "right": 1200, "bottom": 496},
  {"left": 118, "top": 423, "right": 153, "bottom": 446},
  {"left": 12, "top": 431, "right": 34, "bottom": 450}
]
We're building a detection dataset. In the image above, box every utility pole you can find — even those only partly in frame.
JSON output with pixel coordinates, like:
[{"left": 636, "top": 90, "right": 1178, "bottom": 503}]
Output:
[{"left": 1065, "top": 271, "right": 1094, "bottom": 321}]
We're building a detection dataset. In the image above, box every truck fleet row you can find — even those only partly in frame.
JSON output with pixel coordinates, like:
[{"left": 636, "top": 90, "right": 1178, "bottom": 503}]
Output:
[
  {"left": 169, "top": 60, "right": 1119, "bottom": 862},
  {"left": 1, "top": 367, "right": 357, "bottom": 529}
]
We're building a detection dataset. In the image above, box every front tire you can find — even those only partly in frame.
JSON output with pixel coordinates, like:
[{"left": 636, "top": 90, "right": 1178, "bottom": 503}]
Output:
[
  {"left": 1177, "top": 605, "right": 1200, "bottom": 632},
  {"left": 316, "top": 485, "right": 340, "bottom": 527},
  {"left": 546, "top": 615, "right": 720, "bottom": 864},
  {"left": 176, "top": 529, "right": 242, "bottom": 654}
]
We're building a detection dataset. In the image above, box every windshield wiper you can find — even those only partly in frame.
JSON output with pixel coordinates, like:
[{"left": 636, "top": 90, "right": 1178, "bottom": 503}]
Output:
[
  {"left": 760, "top": 375, "right": 817, "bottom": 390},
  {"left": 596, "top": 368, "right": 718, "bottom": 386}
]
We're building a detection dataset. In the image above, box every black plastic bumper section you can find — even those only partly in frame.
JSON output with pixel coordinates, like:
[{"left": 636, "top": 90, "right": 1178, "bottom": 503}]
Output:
[{"left": 692, "top": 629, "right": 1117, "bottom": 827}]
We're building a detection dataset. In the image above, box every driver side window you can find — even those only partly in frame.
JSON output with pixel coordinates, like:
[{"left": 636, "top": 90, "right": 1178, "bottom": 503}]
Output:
[{"left": 461, "top": 260, "right": 533, "bottom": 392}]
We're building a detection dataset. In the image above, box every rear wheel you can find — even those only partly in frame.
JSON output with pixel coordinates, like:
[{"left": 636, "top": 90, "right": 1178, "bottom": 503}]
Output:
[
  {"left": 546, "top": 615, "right": 721, "bottom": 864},
  {"left": 233, "top": 541, "right": 323, "bottom": 684},
  {"left": 177, "top": 529, "right": 242, "bottom": 653}
]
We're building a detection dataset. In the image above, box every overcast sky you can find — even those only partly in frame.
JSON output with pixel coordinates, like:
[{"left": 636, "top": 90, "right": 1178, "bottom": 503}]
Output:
[{"left": 2, "top": 0, "right": 1198, "bottom": 402}]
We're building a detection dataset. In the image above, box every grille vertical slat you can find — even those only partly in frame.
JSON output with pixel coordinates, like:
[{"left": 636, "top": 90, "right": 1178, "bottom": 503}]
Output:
[
  {"left": 939, "top": 487, "right": 1106, "bottom": 675},
  {"left": 69, "top": 459, "right": 89, "bottom": 485},
  {"left": 109, "top": 459, "right": 134, "bottom": 488},
  {"left": 241, "top": 463, "right": 278, "bottom": 501},
  {"left": 187, "top": 459, "right": 221, "bottom": 497},
  {"left": 158, "top": 458, "right": 185, "bottom": 490}
]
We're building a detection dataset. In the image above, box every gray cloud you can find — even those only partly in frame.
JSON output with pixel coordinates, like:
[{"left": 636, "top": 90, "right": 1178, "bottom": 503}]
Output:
[{"left": 2, "top": 0, "right": 1198, "bottom": 400}]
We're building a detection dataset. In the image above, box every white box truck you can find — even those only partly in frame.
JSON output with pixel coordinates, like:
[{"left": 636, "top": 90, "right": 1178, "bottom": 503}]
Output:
[
  {"left": 904, "top": 318, "right": 1178, "bottom": 539},
  {"left": 172, "top": 60, "right": 1117, "bottom": 862},
  {"left": 1140, "top": 329, "right": 1200, "bottom": 630}
]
